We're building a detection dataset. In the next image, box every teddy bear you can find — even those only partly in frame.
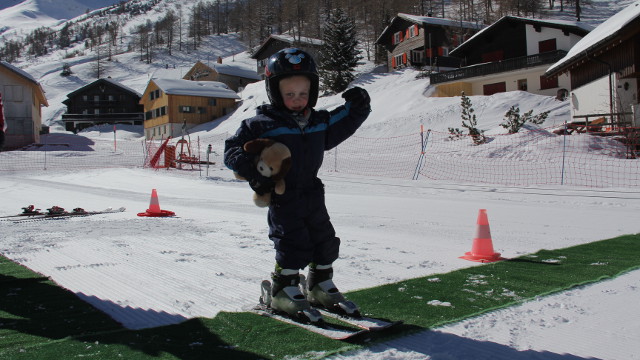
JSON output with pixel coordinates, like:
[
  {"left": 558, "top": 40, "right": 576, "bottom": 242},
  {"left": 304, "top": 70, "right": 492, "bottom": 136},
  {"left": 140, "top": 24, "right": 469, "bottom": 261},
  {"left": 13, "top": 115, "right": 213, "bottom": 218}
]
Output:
[{"left": 234, "top": 138, "right": 292, "bottom": 207}]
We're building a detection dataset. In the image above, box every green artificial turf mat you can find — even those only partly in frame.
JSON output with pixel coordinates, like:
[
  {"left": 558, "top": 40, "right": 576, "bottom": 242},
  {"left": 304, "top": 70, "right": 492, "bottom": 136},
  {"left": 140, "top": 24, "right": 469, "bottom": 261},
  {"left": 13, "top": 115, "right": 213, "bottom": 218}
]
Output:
[{"left": 1, "top": 234, "right": 639, "bottom": 359}]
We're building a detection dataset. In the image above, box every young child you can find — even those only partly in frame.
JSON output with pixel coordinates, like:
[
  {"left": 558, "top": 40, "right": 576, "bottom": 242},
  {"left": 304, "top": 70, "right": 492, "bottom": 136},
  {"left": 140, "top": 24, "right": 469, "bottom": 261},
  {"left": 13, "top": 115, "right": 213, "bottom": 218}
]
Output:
[{"left": 224, "top": 48, "right": 371, "bottom": 322}]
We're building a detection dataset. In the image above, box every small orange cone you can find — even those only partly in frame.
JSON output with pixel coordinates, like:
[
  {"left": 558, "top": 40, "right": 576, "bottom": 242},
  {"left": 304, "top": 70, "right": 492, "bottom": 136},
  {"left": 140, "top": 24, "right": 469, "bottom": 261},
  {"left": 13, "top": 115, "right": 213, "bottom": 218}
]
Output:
[
  {"left": 137, "top": 189, "right": 175, "bottom": 217},
  {"left": 460, "top": 209, "right": 504, "bottom": 263}
]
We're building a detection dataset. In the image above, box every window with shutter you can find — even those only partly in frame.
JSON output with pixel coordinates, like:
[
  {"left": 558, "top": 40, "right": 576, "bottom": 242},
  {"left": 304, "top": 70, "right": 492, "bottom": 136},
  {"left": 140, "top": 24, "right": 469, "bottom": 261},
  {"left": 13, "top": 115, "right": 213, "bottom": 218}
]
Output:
[
  {"left": 393, "top": 32, "right": 402, "bottom": 45},
  {"left": 538, "top": 39, "right": 557, "bottom": 53},
  {"left": 393, "top": 54, "right": 404, "bottom": 68},
  {"left": 411, "top": 50, "right": 425, "bottom": 64},
  {"left": 540, "top": 75, "right": 559, "bottom": 89},
  {"left": 483, "top": 82, "right": 506, "bottom": 95}
]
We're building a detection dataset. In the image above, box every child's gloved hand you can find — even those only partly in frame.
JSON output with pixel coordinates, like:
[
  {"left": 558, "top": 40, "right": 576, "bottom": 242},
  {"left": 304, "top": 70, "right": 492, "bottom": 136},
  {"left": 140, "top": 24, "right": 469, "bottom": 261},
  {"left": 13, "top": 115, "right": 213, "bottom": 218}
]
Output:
[
  {"left": 342, "top": 86, "right": 370, "bottom": 108},
  {"left": 249, "top": 175, "right": 275, "bottom": 196}
]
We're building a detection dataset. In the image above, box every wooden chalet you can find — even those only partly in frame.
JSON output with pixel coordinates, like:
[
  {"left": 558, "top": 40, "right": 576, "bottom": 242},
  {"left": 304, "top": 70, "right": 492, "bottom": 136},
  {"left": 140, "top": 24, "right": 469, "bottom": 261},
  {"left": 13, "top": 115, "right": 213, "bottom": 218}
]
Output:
[
  {"left": 430, "top": 16, "right": 591, "bottom": 97},
  {"left": 251, "top": 34, "right": 324, "bottom": 78},
  {"left": 0, "top": 61, "right": 48, "bottom": 149},
  {"left": 546, "top": 1, "right": 640, "bottom": 129},
  {"left": 140, "top": 78, "right": 240, "bottom": 140},
  {"left": 183, "top": 59, "right": 261, "bottom": 92},
  {"left": 61, "top": 78, "right": 143, "bottom": 133},
  {"left": 376, "top": 13, "right": 484, "bottom": 72}
]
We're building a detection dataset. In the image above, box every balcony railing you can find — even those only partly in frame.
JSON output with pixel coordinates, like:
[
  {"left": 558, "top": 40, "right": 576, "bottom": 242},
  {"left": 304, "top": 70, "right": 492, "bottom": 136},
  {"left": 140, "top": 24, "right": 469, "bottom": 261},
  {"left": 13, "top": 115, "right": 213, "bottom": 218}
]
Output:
[
  {"left": 61, "top": 113, "right": 144, "bottom": 123},
  {"left": 429, "top": 50, "right": 568, "bottom": 85}
]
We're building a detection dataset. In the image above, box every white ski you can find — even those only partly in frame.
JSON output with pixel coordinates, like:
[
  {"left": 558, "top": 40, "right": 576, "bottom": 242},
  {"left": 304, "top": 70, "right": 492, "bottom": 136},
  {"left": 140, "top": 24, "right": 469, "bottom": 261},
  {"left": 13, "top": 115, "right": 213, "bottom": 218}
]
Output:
[
  {"left": 317, "top": 309, "right": 403, "bottom": 331},
  {"left": 250, "top": 304, "right": 368, "bottom": 340}
]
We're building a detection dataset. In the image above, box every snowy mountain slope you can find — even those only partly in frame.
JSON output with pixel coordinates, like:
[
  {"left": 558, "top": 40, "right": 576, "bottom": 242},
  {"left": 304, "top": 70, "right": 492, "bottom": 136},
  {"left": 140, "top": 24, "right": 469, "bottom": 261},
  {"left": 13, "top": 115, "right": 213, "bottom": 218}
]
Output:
[
  {"left": 0, "top": 0, "right": 122, "bottom": 38},
  {"left": 0, "top": 0, "right": 21, "bottom": 11},
  {"left": 540, "top": 0, "right": 637, "bottom": 23}
]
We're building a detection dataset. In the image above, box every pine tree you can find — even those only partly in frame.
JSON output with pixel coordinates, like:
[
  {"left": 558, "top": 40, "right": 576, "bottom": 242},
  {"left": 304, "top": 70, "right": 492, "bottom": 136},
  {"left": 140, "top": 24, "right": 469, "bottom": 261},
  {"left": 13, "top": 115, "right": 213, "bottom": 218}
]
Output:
[
  {"left": 60, "top": 63, "right": 72, "bottom": 76},
  {"left": 319, "top": 8, "right": 362, "bottom": 94},
  {"left": 460, "top": 91, "right": 486, "bottom": 145},
  {"left": 500, "top": 106, "right": 550, "bottom": 134},
  {"left": 59, "top": 23, "right": 72, "bottom": 49}
]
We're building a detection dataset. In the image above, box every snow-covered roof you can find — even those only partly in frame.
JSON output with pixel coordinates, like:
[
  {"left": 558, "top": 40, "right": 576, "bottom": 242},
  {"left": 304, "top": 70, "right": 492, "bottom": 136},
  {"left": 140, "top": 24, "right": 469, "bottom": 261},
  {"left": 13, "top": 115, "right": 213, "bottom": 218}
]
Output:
[
  {"left": 151, "top": 78, "right": 240, "bottom": 99},
  {"left": 251, "top": 34, "right": 324, "bottom": 59},
  {"left": 0, "top": 60, "right": 48, "bottom": 106},
  {"left": 102, "top": 78, "right": 142, "bottom": 97},
  {"left": 376, "top": 14, "right": 485, "bottom": 44},
  {"left": 269, "top": 34, "right": 324, "bottom": 47},
  {"left": 397, "top": 13, "right": 484, "bottom": 30},
  {"left": 508, "top": 15, "right": 593, "bottom": 32},
  {"left": 547, "top": 1, "right": 640, "bottom": 74},
  {"left": 0, "top": 60, "right": 40, "bottom": 84},
  {"left": 212, "top": 63, "right": 261, "bottom": 80},
  {"left": 65, "top": 78, "right": 142, "bottom": 100},
  {"left": 451, "top": 15, "right": 592, "bottom": 56}
]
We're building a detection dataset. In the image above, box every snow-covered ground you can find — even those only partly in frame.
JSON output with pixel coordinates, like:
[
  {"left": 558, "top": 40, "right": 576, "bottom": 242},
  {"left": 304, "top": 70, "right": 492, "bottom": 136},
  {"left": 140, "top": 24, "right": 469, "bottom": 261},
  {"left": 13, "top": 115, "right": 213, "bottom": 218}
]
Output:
[
  {"left": 0, "top": 0, "right": 123, "bottom": 39},
  {"left": 1, "top": 157, "right": 639, "bottom": 360}
]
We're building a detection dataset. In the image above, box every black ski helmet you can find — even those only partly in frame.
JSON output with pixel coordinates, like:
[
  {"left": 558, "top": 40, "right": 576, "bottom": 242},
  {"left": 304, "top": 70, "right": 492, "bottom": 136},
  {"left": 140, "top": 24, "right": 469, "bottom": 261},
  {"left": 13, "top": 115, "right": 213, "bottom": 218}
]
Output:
[{"left": 265, "top": 48, "right": 319, "bottom": 109}]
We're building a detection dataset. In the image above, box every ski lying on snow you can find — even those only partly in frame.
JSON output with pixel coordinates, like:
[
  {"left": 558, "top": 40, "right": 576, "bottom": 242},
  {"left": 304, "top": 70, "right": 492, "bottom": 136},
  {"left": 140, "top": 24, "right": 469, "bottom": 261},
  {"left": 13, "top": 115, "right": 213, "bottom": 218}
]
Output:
[
  {"left": 250, "top": 304, "right": 368, "bottom": 340},
  {"left": 317, "top": 309, "right": 403, "bottom": 331},
  {"left": 7, "top": 207, "right": 126, "bottom": 222},
  {"left": 0, "top": 212, "right": 43, "bottom": 219}
]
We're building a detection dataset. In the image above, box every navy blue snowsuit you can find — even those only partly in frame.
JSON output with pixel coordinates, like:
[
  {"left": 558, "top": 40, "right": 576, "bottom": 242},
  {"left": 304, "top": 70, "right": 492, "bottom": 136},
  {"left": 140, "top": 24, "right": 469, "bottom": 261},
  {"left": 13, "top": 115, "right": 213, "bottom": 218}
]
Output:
[{"left": 224, "top": 100, "right": 370, "bottom": 270}]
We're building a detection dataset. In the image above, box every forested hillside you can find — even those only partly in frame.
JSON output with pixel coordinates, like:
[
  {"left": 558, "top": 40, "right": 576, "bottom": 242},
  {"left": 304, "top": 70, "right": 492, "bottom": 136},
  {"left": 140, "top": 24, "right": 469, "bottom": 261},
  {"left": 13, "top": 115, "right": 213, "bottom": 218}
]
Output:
[{"left": 0, "top": 0, "right": 625, "bottom": 66}]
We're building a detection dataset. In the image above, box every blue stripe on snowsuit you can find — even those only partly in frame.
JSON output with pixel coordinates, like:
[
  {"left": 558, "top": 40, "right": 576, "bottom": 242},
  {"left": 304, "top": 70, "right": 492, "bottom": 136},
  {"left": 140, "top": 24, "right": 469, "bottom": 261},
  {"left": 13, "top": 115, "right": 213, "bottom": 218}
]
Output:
[{"left": 259, "top": 107, "right": 349, "bottom": 139}]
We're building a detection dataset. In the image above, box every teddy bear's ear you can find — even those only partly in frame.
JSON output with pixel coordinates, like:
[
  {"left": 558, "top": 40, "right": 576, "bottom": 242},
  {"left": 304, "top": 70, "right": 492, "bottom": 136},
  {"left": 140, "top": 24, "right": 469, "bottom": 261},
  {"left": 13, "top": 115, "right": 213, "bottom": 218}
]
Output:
[{"left": 243, "top": 138, "right": 275, "bottom": 154}]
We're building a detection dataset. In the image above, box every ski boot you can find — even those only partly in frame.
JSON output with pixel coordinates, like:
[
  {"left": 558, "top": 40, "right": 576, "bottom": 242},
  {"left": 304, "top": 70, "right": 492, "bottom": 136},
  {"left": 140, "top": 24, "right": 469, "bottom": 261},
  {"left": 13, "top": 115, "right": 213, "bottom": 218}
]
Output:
[
  {"left": 260, "top": 271, "right": 323, "bottom": 324},
  {"left": 46, "top": 206, "right": 65, "bottom": 215},
  {"left": 302, "top": 266, "right": 360, "bottom": 317},
  {"left": 21, "top": 205, "right": 40, "bottom": 214}
]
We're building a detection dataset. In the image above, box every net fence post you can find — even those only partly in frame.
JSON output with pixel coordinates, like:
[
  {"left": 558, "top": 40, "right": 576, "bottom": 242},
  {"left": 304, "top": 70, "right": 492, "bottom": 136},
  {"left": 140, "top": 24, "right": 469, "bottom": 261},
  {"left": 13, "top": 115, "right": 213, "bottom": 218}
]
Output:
[
  {"left": 561, "top": 121, "right": 567, "bottom": 185},
  {"left": 413, "top": 125, "right": 430, "bottom": 180}
]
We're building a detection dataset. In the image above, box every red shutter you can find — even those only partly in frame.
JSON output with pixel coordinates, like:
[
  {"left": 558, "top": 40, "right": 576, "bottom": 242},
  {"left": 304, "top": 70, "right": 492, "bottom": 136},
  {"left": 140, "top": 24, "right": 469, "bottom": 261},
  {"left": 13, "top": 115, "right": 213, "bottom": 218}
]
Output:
[
  {"left": 402, "top": 53, "right": 407, "bottom": 64},
  {"left": 538, "top": 39, "right": 557, "bottom": 53},
  {"left": 482, "top": 50, "right": 504, "bottom": 62},
  {"left": 540, "top": 75, "right": 559, "bottom": 90},
  {"left": 400, "top": 31, "right": 404, "bottom": 42},
  {"left": 392, "top": 57, "right": 396, "bottom": 68},
  {"left": 426, "top": 48, "right": 432, "bottom": 58},
  {"left": 483, "top": 82, "right": 507, "bottom": 96},
  {"left": 414, "top": 25, "right": 419, "bottom": 36},
  {"left": 406, "top": 29, "right": 410, "bottom": 39}
]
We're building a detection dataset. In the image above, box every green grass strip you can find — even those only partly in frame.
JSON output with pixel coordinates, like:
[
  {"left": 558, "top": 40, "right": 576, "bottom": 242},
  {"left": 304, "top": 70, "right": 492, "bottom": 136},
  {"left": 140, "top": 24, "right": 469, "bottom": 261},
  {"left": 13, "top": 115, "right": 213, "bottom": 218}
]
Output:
[{"left": 1, "top": 234, "right": 639, "bottom": 359}]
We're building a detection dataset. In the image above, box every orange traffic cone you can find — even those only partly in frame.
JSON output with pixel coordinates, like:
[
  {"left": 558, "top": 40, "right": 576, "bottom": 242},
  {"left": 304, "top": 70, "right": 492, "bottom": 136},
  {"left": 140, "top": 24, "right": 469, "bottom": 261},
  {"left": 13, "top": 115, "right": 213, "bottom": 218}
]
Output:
[
  {"left": 460, "top": 209, "right": 504, "bottom": 263},
  {"left": 137, "top": 189, "right": 176, "bottom": 217}
]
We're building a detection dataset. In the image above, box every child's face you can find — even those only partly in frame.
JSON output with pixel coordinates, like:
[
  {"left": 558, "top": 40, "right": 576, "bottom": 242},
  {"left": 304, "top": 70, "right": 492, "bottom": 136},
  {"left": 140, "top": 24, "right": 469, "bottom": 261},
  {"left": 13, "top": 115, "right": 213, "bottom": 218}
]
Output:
[{"left": 279, "top": 75, "right": 310, "bottom": 112}]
